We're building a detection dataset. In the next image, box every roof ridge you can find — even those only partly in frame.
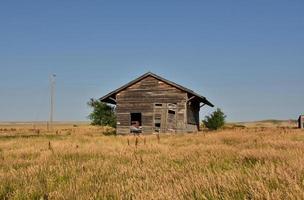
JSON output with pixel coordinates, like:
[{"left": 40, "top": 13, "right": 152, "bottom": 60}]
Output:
[{"left": 100, "top": 71, "right": 214, "bottom": 107}]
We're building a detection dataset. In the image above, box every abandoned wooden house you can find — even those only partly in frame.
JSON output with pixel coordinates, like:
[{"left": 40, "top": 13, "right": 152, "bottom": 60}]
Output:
[
  {"left": 299, "top": 115, "right": 304, "bottom": 129},
  {"left": 100, "top": 72, "right": 214, "bottom": 134}
]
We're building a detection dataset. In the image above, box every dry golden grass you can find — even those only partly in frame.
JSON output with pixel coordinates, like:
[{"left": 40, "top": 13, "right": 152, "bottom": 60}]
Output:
[{"left": 1, "top": 123, "right": 304, "bottom": 199}]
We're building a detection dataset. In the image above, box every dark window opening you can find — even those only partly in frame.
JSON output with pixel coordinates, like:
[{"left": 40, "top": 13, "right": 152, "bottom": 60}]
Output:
[
  {"left": 155, "top": 123, "right": 161, "bottom": 128},
  {"left": 131, "top": 113, "right": 142, "bottom": 126},
  {"left": 155, "top": 103, "right": 163, "bottom": 107},
  {"left": 168, "top": 110, "right": 176, "bottom": 115},
  {"left": 130, "top": 113, "right": 142, "bottom": 134},
  {"left": 154, "top": 122, "right": 161, "bottom": 133}
]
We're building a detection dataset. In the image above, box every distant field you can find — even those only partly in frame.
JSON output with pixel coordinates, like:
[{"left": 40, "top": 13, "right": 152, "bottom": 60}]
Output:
[
  {"left": 0, "top": 121, "right": 90, "bottom": 131},
  {"left": 0, "top": 119, "right": 298, "bottom": 133},
  {"left": 0, "top": 122, "right": 304, "bottom": 199},
  {"left": 236, "top": 119, "right": 298, "bottom": 128},
  {"left": 0, "top": 122, "right": 98, "bottom": 137}
]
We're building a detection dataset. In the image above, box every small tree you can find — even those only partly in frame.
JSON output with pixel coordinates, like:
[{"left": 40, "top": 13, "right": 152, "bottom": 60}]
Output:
[
  {"left": 203, "top": 108, "right": 226, "bottom": 130},
  {"left": 87, "top": 98, "right": 116, "bottom": 128}
]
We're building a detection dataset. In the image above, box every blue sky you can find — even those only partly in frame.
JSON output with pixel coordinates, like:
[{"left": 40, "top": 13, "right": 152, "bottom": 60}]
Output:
[{"left": 0, "top": 0, "right": 303, "bottom": 122}]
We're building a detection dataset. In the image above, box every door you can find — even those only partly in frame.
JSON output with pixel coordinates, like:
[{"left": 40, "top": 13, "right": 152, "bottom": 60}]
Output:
[
  {"left": 166, "top": 103, "right": 177, "bottom": 132},
  {"left": 153, "top": 103, "right": 177, "bottom": 133},
  {"left": 153, "top": 104, "right": 163, "bottom": 132}
]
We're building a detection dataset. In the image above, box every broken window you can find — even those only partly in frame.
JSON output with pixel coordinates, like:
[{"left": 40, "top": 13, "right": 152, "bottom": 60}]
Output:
[
  {"left": 154, "top": 122, "right": 161, "bottom": 132},
  {"left": 168, "top": 110, "right": 176, "bottom": 115},
  {"left": 130, "top": 113, "right": 142, "bottom": 134}
]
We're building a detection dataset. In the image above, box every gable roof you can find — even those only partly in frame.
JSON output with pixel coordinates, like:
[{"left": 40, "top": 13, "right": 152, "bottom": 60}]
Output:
[{"left": 100, "top": 72, "right": 214, "bottom": 107}]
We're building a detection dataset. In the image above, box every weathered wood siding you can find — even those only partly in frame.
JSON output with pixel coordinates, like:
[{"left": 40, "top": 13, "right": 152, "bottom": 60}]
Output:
[
  {"left": 116, "top": 76, "right": 187, "bottom": 134},
  {"left": 299, "top": 116, "right": 304, "bottom": 129}
]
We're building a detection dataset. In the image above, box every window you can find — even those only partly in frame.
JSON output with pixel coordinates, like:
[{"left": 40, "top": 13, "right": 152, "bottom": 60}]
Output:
[
  {"left": 130, "top": 113, "right": 142, "bottom": 126},
  {"left": 154, "top": 122, "right": 161, "bottom": 132},
  {"left": 168, "top": 110, "right": 176, "bottom": 115},
  {"left": 155, "top": 123, "right": 161, "bottom": 128},
  {"left": 130, "top": 113, "right": 142, "bottom": 134},
  {"left": 155, "top": 103, "right": 163, "bottom": 107}
]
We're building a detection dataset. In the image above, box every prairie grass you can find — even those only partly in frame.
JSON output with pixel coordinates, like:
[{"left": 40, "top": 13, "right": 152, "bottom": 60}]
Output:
[{"left": 0, "top": 125, "right": 304, "bottom": 199}]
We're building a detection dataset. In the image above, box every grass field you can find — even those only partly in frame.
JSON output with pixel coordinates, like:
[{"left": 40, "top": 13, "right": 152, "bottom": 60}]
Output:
[{"left": 0, "top": 122, "right": 304, "bottom": 199}]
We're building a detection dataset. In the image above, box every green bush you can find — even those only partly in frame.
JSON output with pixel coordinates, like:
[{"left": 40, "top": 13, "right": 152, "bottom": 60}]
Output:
[
  {"left": 203, "top": 108, "right": 226, "bottom": 130},
  {"left": 87, "top": 98, "right": 117, "bottom": 128}
]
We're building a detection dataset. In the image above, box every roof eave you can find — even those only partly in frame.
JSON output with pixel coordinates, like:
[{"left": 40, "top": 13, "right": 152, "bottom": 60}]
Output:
[
  {"left": 196, "top": 96, "right": 214, "bottom": 107},
  {"left": 100, "top": 94, "right": 117, "bottom": 105}
]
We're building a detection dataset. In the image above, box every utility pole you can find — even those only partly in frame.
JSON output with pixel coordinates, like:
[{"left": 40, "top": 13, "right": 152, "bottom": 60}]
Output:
[{"left": 49, "top": 74, "right": 56, "bottom": 131}]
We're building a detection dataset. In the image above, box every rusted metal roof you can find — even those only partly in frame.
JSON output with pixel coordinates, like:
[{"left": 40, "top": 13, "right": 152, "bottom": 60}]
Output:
[{"left": 100, "top": 72, "right": 214, "bottom": 107}]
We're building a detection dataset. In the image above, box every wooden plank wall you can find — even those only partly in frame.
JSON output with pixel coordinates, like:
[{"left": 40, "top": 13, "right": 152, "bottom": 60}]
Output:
[
  {"left": 115, "top": 76, "right": 187, "bottom": 134},
  {"left": 299, "top": 116, "right": 304, "bottom": 129}
]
